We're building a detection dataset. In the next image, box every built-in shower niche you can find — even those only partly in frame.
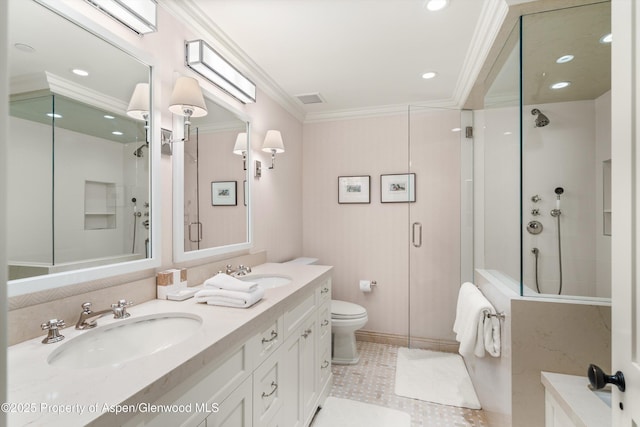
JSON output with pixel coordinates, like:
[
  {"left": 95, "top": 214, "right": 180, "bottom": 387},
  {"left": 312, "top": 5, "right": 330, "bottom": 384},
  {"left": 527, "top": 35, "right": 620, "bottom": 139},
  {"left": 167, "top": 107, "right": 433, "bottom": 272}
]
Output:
[{"left": 84, "top": 181, "right": 117, "bottom": 230}]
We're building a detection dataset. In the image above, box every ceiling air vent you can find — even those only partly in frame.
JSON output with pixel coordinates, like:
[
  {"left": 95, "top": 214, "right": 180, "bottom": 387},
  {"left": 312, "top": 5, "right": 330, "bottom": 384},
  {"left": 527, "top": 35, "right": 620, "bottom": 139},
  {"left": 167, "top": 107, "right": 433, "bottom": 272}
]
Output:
[{"left": 295, "top": 92, "right": 325, "bottom": 105}]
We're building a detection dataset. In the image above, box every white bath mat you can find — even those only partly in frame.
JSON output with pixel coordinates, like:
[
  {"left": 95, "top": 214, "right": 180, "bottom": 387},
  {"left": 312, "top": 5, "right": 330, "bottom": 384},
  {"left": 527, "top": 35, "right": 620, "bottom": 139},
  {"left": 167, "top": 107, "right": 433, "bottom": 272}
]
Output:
[
  {"left": 311, "top": 397, "right": 411, "bottom": 427},
  {"left": 394, "top": 347, "right": 481, "bottom": 409}
]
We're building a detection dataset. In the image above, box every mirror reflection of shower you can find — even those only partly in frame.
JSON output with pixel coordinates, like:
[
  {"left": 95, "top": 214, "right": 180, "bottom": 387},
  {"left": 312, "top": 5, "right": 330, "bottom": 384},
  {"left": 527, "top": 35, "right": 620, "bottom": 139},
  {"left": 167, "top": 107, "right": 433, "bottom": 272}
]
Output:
[
  {"left": 133, "top": 143, "right": 148, "bottom": 158},
  {"left": 531, "top": 108, "right": 550, "bottom": 127}
]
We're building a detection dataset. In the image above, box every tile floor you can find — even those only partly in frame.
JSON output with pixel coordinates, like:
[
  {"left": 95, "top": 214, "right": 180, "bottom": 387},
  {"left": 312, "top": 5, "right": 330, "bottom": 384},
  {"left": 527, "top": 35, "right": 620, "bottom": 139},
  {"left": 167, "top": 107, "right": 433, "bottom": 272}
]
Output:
[{"left": 326, "top": 341, "right": 489, "bottom": 427}]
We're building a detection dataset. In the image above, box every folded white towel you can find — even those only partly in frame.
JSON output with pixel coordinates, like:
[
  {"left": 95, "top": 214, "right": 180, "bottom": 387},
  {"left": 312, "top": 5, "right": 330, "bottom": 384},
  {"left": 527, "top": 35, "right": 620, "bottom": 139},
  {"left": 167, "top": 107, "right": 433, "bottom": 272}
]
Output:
[
  {"left": 453, "top": 282, "right": 501, "bottom": 358},
  {"left": 204, "top": 273, "right": 258, "bottom": 293},
  {"left": 194, "top": 286, "right": 264, "bottom": 308}
]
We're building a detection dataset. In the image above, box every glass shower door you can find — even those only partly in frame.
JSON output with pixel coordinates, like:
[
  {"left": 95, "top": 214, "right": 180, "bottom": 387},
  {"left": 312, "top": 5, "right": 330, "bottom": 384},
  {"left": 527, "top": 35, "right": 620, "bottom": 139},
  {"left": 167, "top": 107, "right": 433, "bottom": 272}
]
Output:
[{"left": 407, "top": 106, "right": 472, "bottom": 349}]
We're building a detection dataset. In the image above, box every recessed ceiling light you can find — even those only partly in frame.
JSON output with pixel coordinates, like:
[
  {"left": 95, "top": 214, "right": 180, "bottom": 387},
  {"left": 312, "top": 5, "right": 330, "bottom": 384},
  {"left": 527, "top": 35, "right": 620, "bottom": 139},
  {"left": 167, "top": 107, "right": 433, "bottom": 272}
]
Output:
[
  {"left": 556, "top": 54, "right": 574, "bottom": 64},
  {"left": 72, "top": 68, "right": 89, "bottom": 77},
  {"left": 104, "top": 115, "right": 115, "bottom": 120},
  {"left": 422, "top": 71, "right": 437, "bottom": 79},
  {"left": 46, "top": 113, "right": 62, "bottom": 119},
  {"left": 112, "top": 131, "right": 123, "bottom": 136},
  {"left": 424, "top": 0, "right": 449, "bottom": 11},
  {"left": 451, "top": 127, "right": 461, "bottom": 132},
  {"left": 14, "top": 43, "right": 35, "bottom": 53},
  {"left": 600, "top": 33, "right": 612, "bottom": 44},
  {"left": 550, "top": 81, "right": 571, "bottom": 90},
  {"left": 504, "top": 131, "right": 513, "bottom": 135}
]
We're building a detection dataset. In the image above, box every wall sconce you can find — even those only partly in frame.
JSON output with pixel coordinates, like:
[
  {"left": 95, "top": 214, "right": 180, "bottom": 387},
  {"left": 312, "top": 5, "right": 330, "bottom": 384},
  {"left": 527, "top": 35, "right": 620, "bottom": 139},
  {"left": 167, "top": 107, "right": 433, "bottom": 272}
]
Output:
[
  {"left": 261, "top": 130, "right": 285, "bottom": 169},
  {"left": 169, "top": 76, "right": 207, "bottom": 142},
  {"left": 233, "top": 132, "right": 248, "bottom": 170},
  {"left": 85, "top": 0, "right": 157, "bottom": 35},
  {"left": 185, "top": 39, "right": 256, "bottom": 104}
]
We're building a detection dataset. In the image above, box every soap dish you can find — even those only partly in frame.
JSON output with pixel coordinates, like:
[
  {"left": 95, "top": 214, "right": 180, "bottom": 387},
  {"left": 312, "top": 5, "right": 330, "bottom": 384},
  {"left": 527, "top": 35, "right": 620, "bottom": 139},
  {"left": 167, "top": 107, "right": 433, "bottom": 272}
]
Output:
[{"left": 166, "top": 288, "right": 197, "bottom": 301}]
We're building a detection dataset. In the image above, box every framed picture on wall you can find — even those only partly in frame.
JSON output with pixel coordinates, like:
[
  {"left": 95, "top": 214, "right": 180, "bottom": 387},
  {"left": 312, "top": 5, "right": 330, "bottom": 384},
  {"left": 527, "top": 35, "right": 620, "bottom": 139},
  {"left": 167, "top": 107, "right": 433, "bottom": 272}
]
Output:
[
  {"left": 338, "top": 175, "right": 371, "bottom": 204},
  {"left": 211, "top": 181, "right": 237, "bottom": 206},
  {"left": 380, "top": 173, "right": 416, "bottom": 203}
]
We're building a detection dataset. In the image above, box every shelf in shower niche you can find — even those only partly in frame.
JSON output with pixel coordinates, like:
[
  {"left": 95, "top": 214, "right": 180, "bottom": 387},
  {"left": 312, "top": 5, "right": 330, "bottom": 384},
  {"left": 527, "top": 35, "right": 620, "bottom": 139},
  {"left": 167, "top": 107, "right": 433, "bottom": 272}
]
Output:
[{"left": 84, "top": 181, "right": 117, "bottom": 230}]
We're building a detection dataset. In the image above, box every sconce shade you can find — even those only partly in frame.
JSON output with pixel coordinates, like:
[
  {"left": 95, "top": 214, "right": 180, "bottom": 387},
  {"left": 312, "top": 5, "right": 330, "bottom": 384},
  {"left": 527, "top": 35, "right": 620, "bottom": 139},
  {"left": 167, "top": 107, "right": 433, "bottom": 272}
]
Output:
[
  {"left": 169, "top": 76, "right": 208, "bottom": 118},
  {"left": 186, "top": 39, "right": 256, "bottom": 104},
  {"left": 261, "top": 130, "right": 285, "bottom": 153},
  {"left": 85, "top": 0, "right": 157, "bottom": 35},
  {"left": 126, "top": 82, "right": 150, "bottom": 120},
  {"left": 233, "top": 132, "right": 248, "bottom": 154}
]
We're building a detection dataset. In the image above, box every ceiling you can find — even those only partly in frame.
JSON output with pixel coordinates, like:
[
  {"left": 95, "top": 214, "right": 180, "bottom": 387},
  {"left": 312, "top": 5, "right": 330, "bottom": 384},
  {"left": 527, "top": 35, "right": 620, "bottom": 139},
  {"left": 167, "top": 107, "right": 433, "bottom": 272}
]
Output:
[{"left": 181, "top": 0, "right": 489, "bottom": 120}]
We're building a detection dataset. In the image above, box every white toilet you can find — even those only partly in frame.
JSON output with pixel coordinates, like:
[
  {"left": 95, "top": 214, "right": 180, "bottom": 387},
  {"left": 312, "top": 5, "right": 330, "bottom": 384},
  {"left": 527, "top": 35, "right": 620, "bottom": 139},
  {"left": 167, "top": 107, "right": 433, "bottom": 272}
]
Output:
[{"left": 285, "top": 257, "right": 369, "bottom": 365}]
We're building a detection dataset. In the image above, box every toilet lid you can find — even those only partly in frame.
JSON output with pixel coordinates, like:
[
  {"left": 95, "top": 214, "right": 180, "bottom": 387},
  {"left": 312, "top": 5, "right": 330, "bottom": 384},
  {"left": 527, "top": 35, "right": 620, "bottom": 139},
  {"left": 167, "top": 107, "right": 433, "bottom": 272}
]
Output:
[{"left": 332, "top": 300, "right": 366, "bottom": 319}]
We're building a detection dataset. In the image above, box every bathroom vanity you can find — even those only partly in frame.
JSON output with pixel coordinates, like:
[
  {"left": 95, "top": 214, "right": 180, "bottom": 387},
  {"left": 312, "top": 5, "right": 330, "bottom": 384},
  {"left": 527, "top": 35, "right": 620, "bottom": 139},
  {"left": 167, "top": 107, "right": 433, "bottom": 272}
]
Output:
[{"left": 7, "top": 263, "right": 332, "bottom": 427}]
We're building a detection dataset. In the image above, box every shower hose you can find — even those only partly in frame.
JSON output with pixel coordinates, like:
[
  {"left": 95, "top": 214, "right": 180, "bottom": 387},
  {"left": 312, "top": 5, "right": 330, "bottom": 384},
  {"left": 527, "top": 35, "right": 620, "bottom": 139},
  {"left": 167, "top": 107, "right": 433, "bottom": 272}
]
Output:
[{"left": 555, "top": 214, "right": 563, "bottom": 295}]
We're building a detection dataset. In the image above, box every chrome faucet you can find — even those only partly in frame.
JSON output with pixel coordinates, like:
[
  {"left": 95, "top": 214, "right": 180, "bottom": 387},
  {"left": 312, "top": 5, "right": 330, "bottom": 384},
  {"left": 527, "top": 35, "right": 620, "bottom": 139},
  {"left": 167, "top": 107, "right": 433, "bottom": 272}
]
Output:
[
  {"left": 75, "top": 300, "right": 133, "bottom": 330},
  {"left": 234, "top": 265, "right": 252, "bottom": 276}
]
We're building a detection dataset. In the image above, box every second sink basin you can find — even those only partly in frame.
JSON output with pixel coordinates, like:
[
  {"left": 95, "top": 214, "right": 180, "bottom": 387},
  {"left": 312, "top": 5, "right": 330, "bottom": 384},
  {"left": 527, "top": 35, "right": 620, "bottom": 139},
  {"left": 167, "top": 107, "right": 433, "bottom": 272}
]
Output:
[
  {"left": 237, "top": 274, "right": 292, "bottom": 289},
  {"left": 47, "top": 312, "right": 202, "bottom": 369}
]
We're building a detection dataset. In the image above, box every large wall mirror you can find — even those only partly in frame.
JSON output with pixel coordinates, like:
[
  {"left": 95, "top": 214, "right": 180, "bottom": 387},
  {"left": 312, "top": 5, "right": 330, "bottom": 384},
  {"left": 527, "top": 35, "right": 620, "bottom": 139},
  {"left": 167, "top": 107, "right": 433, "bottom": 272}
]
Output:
[
  {"left": 7, "top": 0, "right": 158, "bottom": 296},
  {"left": 173, "top": 94, "right": 251, "bottom": 262}
]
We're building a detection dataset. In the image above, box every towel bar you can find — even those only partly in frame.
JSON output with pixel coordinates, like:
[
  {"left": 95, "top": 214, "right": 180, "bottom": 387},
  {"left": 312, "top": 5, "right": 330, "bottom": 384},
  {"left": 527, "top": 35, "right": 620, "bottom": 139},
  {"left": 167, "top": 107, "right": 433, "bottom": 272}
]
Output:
[{"left": 486, "top": 312, "right": 506, "bottom": 321}]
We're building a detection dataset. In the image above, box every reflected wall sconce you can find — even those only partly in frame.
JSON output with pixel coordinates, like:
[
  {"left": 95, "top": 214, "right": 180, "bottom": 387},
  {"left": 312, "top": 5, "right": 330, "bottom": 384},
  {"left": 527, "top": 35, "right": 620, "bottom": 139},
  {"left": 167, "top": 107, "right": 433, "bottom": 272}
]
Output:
[
  {"left": 185, "top": 39, "right": 256, "bottom": 104},
  {"left": 127, "top": 82, "right": 150, "bottom": 143},
  {"left": 169, "top": 76, "right": 208, "bottom": 142},
  {"left": 233, "top": 132, "right": 248, "bottom": 170},
  {"left": 85, "top": 0, "right": 157, "bottom": 35},
  {"left": 261, "top": 130, "right": 285, "bottom": 169}
]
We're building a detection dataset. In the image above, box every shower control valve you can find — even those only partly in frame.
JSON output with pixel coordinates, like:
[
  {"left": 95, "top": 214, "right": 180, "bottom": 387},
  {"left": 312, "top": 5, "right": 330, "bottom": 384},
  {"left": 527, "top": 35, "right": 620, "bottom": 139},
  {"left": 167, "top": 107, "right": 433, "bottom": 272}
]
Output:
[
  {"left": 531, "top": 208, "right": 540, "bottom": 216},
  {"left": 531, "top": 195, "right": 541, "bottom": 203}
]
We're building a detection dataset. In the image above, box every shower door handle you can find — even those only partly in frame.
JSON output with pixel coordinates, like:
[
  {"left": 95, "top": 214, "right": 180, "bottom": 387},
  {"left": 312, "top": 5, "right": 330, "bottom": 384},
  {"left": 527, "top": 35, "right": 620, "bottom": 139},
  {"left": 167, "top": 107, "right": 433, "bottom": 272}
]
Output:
[
  {"left": 412, "top": 222, "right": 422, "bottom": 248},
  {"left": 188, "top": 222, "right": 202, "bottom": 243}
]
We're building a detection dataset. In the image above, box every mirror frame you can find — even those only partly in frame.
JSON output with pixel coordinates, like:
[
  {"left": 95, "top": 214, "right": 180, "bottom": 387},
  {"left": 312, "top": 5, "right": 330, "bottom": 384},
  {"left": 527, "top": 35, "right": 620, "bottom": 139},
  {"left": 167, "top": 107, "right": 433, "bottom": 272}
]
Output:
[
  {"left": 172, "top": 87, "right": 252, "bottom": 263},
  {"left": 8, "top": 0, "right": 161, "bottom": 297}
]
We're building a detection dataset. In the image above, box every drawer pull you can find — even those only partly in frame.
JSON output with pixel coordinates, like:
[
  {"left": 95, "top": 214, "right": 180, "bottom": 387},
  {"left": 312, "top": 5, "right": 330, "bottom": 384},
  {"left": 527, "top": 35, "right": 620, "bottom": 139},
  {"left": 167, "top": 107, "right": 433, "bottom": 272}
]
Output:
[
  {"left": 261, "top": 330, "right": 278, "bottom": 344},
  {"left": 302, "top": 328, "right": 312, "bottom": 338},
  {"left": 262, "top": 381, "right": 278, "bottom": 398},
  {"left": 321, "top": 360, "right": 330, "bottom": 369},
  {"left": 320, "top": 287, "right": 329, "bottom": 294},
  {"left": 321, "top": 319, "right": 329, "bottom": 327}
]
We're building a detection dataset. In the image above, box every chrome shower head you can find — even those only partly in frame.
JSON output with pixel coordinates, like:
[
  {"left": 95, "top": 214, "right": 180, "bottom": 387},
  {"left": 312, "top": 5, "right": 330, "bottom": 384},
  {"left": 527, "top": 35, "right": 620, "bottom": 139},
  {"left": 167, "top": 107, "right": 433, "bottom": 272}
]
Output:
[
  {"left": 133, "top": 144, "right": 147, "bottom": 157},
  {"left": 531, "top": 108, "right": 550, "bottom": 127}
]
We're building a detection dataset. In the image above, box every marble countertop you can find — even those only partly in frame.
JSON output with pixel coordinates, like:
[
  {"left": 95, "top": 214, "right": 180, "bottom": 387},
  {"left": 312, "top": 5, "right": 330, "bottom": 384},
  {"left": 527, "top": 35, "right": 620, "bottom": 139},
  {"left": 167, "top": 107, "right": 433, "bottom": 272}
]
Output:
[
  {"left": 541, "top": 371, "right": 611, "bottom": 427},
  {"left": 7, "top": 262, "right": 332, "bottom": 426}
]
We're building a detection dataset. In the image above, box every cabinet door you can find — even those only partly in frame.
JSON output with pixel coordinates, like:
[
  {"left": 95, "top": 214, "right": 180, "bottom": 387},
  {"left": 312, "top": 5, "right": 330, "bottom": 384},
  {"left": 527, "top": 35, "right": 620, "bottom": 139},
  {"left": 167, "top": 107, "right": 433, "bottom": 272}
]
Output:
[
  {"left": 207, "top": 376, "right": 252, "bottom": 427},
  {"left": 282, "top": 330, "right": 303, "bottom": 427}
]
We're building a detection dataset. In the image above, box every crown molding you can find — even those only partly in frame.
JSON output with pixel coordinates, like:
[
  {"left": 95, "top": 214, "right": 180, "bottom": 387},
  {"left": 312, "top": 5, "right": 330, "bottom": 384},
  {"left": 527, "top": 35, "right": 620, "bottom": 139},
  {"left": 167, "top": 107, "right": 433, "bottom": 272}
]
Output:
[
  {"left": 159, "top": 0, "right": 306, "bottom": 123},
  {"left": 453, "top": 0, "right": 509, "bottom": 108}
]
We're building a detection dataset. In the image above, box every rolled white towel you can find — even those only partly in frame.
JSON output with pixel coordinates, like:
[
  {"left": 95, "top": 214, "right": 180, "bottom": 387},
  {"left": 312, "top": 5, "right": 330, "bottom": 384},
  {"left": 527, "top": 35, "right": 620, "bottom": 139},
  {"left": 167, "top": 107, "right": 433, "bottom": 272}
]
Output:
[
  {"left": 194, "top": 286, "right": 264, "bottom": 308},
  {"left": 204, "top": 273, "right": 258, "bottom": 292}
]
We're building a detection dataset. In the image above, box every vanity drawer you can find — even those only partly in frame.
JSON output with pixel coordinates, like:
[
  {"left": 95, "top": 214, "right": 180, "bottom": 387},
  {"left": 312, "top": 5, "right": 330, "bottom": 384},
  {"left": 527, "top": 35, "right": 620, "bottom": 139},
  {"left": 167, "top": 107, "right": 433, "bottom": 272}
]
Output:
[
  {"left": 316, "top": 278, "right": 331, "bottom": 306},
  {"left": 253, "top": 345, "right": 284, "bottom": 427},
  {"left": 317, "top": 300, "right": 331, "bottom": 343},
  {"left": 252, "top": 314, "right": 284, "bottom": 368},
  {"left": 283, "top": 292, "right": 315, "bottom": 339}
]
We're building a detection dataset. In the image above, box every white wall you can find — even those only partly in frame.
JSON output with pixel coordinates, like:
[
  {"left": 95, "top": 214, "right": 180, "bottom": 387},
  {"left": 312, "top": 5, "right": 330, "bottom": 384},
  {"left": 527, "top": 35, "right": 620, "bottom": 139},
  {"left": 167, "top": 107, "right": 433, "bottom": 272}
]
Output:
[{"left": 303, "top": 110, "right": 462, "bottom": 343}]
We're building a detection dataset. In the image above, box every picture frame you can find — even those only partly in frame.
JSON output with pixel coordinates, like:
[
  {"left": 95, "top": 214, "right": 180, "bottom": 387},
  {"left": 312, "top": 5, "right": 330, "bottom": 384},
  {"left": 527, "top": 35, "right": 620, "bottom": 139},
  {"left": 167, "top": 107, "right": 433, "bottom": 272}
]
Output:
[
  {"left": 211, "top": 181, "right": 237, "bottom": 206},
  {"left": 380, "top": 173, "right": 416, "bottom": 203},
  {"left": 338, "top": 175, "right": 371, "bottom": 204}
]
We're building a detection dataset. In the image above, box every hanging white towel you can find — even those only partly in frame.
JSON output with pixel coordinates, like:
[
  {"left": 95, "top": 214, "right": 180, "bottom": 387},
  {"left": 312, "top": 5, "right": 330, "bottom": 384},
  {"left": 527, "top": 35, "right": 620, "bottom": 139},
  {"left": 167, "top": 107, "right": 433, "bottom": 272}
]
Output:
[
  {"left": 204, "top": 273, "right": 258, "bottom": 293},
  {"left": 194, "top": 286, "right": 265, "bottom": 308},
  {"left": 453, "top": 282, "right": 501, "bottom": 358}
]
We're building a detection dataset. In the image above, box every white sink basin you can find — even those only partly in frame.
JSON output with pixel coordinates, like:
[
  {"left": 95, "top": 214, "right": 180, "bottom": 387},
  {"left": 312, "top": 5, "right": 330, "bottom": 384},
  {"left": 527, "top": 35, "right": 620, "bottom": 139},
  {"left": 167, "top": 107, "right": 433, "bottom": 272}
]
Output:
[
  {"left": 238, "top": 274, "right": 292, "bottom": 289},
  {"left": 47, "top": 313, "right": 202, "bottom": 369}
]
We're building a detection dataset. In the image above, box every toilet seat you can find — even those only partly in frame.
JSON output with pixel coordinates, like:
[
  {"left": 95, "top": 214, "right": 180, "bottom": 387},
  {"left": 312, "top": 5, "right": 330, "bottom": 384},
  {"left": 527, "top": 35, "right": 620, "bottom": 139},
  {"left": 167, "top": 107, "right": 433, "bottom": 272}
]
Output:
[{"left": 332, "top": 300, "right": 367, "bottom": 320}]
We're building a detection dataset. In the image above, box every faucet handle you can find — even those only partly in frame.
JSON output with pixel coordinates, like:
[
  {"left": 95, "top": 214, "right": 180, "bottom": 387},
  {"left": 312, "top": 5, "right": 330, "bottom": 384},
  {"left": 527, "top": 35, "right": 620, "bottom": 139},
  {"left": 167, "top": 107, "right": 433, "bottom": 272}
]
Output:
[
  {"left": 41, "top": 319, "right": 65, "bottom": 344},
  {"left": 81, "top": 302, "right": 92, "bottom": 313},
  {"left": 225, "top": 264, "right": 234, "bottom": 274},
  {"left": 111, "top": 300, "right": 133, "bottom": 319}
]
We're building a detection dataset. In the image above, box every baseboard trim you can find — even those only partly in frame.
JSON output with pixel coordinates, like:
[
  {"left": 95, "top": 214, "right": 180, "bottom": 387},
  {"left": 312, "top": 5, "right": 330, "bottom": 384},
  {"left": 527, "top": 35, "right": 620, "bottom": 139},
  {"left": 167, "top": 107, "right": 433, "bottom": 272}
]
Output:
[{"left": 355, "top": 330, "right": 460, "bottom": 353}]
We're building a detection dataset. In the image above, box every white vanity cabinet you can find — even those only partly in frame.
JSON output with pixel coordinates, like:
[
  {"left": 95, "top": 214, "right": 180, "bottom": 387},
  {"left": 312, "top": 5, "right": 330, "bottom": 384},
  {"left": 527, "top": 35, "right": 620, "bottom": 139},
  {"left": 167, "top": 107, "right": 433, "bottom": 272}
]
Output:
[{"left": 123, "top": 274, "right": 332, "bottom": 427}]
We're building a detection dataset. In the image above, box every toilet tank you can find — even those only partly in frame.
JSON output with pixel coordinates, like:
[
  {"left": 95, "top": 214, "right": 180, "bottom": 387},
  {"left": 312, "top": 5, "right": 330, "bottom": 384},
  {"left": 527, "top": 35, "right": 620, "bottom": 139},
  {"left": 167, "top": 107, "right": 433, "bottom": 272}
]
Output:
[{"left": 284, "top": 257, "right": 319, "bottom": 265}]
